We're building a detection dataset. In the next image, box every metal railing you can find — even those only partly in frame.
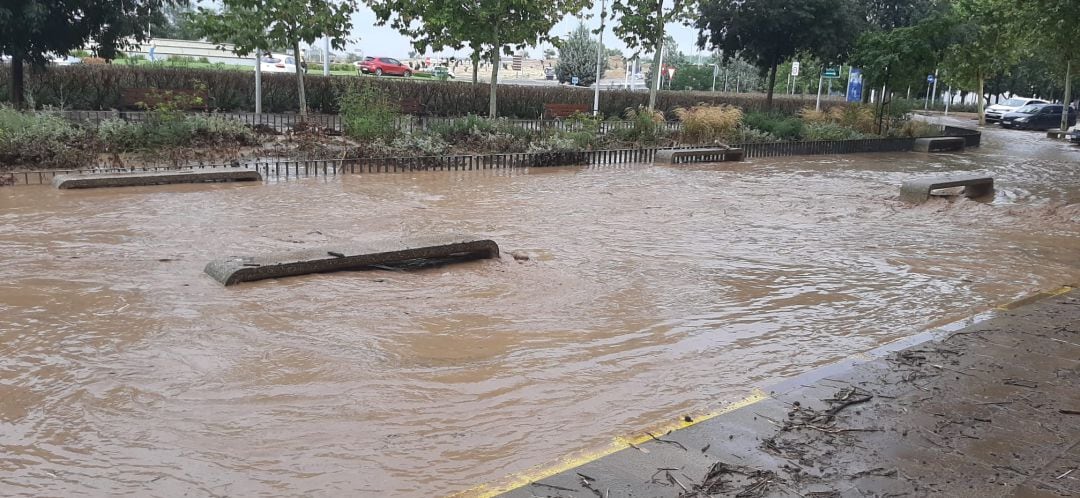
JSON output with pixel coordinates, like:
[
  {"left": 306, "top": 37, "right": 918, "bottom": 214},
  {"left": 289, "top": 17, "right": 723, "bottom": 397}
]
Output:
[{"left": 5, "top": 130, "right": 978, "bottom": 186}]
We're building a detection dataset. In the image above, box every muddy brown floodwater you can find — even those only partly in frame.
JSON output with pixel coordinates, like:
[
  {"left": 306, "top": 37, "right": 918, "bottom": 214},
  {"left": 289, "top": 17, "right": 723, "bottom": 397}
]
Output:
[{"left": 1, "top": 122, "right": 1078, "bottom": 497}]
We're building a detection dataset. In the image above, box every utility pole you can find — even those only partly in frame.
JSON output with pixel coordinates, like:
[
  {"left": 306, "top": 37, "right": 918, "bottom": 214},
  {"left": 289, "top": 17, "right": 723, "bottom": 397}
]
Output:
[
  {"left": 944, "top": 85, "right": 952, "bottom": 116},
  {"left": 815, "top": 65, "right": 824, "bottom": 111},
  {"left": 592, "top": 0, "right": 607, "bottom": 116},
  {"left": 930, "top": 68, "right": 939, "bottom": 108},
  {"left": 255, "top": 48, "right": 262, "bottom": 115},
  {"left": 323, "top": 38, "right": 330, "bottom": 76}
]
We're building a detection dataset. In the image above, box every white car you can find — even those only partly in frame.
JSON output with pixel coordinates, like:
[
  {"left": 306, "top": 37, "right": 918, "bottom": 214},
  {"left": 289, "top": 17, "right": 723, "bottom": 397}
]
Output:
[
  {"left": 259, "top": 54, "right": 304, "bottom": 73},
  {"left": 985, "top": 97, "right": 1048, "bottom": 123}
]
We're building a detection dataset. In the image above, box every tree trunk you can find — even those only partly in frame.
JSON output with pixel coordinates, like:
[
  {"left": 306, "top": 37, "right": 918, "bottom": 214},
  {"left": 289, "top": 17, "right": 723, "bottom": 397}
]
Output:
[
  {"left": 976, "top": 69, "right": 985, "bottom": 126},
  {"left": 472, "top": 50, "right": 479, "bottom": 84},
  {"left": 765, "top": 60, "right": 778, "bottom": 111},
  {"left": 1061, "top": 60, "right": 1071, "bottom": 131},
  {"left": 647, "top": 3, "right": 665, "bottom": 111},
  {"left": 11, "top": 53, "right": 25, "bottom": 109},
  {"left": 488, "top": 22, "right": 500, "bottom": 118},
  {"left": 295, "top": 41, "right": 308, "bottom": 118}
]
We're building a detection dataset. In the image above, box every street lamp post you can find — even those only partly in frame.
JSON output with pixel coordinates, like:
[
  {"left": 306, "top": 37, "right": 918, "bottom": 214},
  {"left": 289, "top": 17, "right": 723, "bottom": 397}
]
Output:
[{"left": 592, "top": 0, "right": 607, "bottom": 116}]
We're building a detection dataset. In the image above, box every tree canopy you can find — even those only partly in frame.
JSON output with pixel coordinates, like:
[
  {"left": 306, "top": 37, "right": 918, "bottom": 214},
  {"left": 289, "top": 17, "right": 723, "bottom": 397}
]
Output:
[
  {"left": 554, "top": 23, "right": 607, "bottom": 87},
  {"left": 696, "top": 0, "right": 861, "bottom": 109},
  {"left": 1, "top": 0, "right": 176, "bottom": 107},
  {"left": 612, "top": 0, "right": 697, "bottom": 109},
  {"left": 370, "top": 0, "right": 590, "bottom": 117},
  {"left": 190, "top": 0, "right": 356, "bottom": 117}
]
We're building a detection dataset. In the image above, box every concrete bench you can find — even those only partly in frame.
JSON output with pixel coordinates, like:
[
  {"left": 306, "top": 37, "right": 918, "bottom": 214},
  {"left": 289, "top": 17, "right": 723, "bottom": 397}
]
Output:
[
  {"left": 913, "top": 137, "right": 965, "bottom": 153},
  {"left": 655, "top": 147, "right": 745, "bottom": 164},
  {"left": 204, "top": 235, "right": 500, "bottom": 286},
  {"left": 900, "top": 174, "right": 994, "bottom": 204},
  {"left": 52, "top": 169, "right": 262, "bottom": 189}
]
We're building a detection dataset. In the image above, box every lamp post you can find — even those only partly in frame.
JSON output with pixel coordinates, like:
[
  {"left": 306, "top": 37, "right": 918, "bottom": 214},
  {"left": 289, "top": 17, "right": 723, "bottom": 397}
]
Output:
[{"left": 592, "top": 0, "right": 607, "bottom": 116}]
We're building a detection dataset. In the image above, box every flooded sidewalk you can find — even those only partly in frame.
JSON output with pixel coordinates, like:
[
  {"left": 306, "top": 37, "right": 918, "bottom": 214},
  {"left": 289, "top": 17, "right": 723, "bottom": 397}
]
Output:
[{"left": 494, "top": 287, "right": 1080, "bottom": 497}]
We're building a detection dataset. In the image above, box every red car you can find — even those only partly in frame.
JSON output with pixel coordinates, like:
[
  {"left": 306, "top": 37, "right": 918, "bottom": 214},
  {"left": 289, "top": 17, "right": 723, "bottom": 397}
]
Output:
[{"left": 357, "top": 56, "right": 412, "bottom": 77}]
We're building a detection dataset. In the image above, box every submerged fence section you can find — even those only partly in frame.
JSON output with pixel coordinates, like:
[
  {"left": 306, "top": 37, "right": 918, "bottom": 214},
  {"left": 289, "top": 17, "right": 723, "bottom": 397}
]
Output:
[{"left": 6, "top": 130, "right": 976, "bottom": 186}]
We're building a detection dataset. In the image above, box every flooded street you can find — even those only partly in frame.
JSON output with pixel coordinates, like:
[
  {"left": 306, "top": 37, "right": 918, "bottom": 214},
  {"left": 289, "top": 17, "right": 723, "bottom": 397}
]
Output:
[{"left": 1, "top": 125, "right": 1078, "bottom": 496}]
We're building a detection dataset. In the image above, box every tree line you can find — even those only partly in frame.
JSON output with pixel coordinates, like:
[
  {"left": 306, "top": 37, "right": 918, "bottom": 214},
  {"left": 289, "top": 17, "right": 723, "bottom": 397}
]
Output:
[{"left": 2, "top": 0, "right": 1076, "bottom": 126}]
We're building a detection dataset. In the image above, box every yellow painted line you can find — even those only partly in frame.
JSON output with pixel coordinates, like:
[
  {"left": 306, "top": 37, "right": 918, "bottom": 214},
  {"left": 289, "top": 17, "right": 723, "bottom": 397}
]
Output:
[
  {"left": 455, "top": 388, "right": 770, "bottom": 498},
  {"left": 995, "top": 285, "right": 1073, "bottom": 311},
  {"left": 458, "top": 285, "right": 1076, "bottom": 498}
]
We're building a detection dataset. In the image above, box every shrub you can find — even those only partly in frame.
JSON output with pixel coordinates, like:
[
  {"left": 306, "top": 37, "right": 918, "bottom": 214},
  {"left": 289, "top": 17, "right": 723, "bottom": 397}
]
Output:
[
  {"left": 168, "top": 55, "right": 197, "bottom": 65},
  {"left": 802, "top": 122, "right": 870, "bottom": 141},
  {"left": 98, "top": 114, "right": 255, "bottom": 151},
  {"left": 674, "top": 104, "right": 743, "bottom": 144},
  {"left": 726, "top": 127, "right": 778, "bottom": 143},
  {"left": 339, "top": 83, "right": 399, "bottom": 141},
  {"left": 615, "top": 106, "right": 666, "bottom": 145},
  {"left": 0, "top": 107, "right": 92, "bottom": 169},
  {"left": 744, "top": 112, "right": 804, "bottom": 140}
]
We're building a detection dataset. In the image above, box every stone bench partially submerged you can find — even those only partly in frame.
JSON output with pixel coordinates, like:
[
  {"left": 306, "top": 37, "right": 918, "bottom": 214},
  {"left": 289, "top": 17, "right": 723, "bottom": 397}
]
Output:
[
  {"left": 52, "top": 169, "right": 261, "bottom": 189},
  {"left": 655, "top": 147, "right": 745, "bottom": 164},
  {"left": 900, "top": 174, "right": 994, "bottom": 204},
  {"left": 205, "top": 235, "right": 500, "bottom": 286},
  {"left": 912, "top": 137, "right": 965, "bottom": 153}
]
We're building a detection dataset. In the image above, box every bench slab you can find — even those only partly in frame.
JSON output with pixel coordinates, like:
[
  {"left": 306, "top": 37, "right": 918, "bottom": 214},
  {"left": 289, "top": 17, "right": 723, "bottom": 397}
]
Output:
[
  {"left": 655, "top": 147, "right": 745, "bottom": 164},
  {"left": 900, "top": 174, "right": 994, "bottom": 203},
  {"left": 52, "top": 169, "right": 262, "bottom": 189},
  {"left": 205, "top": 235, "right": 500, "bottom": 286},
  {"left": 913, "top": 137, "right": 965, "bottom": 153}
]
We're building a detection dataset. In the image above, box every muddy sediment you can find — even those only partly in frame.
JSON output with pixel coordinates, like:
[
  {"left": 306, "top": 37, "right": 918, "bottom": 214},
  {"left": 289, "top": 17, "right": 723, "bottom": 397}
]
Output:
[
  {"left": 0, "top": 123, "right": 1078, "bottom": 496},
  {"left": 500, "top": 289, "right": 1080, "bottom": 498}
]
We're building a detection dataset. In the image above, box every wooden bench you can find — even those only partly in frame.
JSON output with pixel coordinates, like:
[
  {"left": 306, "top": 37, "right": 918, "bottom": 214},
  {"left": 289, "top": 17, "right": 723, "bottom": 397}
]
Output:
[
  {"left": 543, "top": 103, "right": 590, "bottom": 119},
  {"left": 399, "top": 99, "right": 424, "bottom": 115},
  {"left": 120, "top": 88, "right": 209, "bottom": 111},
  {"left": 900, "top": 174, "right": 993, "bottom": 204},
  {"left": 912, "top": 136, "right": 965, "bottom": 153},
  {"left": 655, "top": 147, "right": 745, "bottom": 164}
]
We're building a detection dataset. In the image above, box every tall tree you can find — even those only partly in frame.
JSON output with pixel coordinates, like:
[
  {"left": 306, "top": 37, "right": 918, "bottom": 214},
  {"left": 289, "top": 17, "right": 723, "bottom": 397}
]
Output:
[
  {"left": 940, "top": 0, "right": 1020, "bottom": 124},
  {"left": 696, "top": 0, "right": 861, "bottom": 110},
  {"left": 554, "top": 23, "right": 607, "bottom": 86},
  {"left": 150, "top": 3, "right": 202, "bottom": 40},
  {"left": 370, "top": 0, "right": 590, "bottom": 118},
  {"left": 1, "top": 0, "right": 176, "bottom": 108},
  {"left": 857, "top": 0, "right": 940, "bottom": 29},
  {"left": 612, "top": 0, "right": 697, "bottom": 110},
  {"left": 190, "top": 0, "right": 356, "bottom": 118},
  {"left": 1019, "top": 0, "right": 1080, "bottom": 130}
]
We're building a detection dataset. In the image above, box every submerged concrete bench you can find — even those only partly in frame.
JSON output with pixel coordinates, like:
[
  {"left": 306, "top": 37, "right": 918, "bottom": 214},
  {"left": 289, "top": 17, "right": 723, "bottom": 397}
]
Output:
[
  {"left": 205, "top": 235, "right": 500, "bottom": 286},
  {"left": 52, "top": 169, "right": 262, "bottom": 189},
  {"left": 913, "top": 137, "right": 965, "bottom": 153},
  {"left": 900, "top": 174, "right": 994, "bottom": 204},
  {"left": 655, "top": 147, "right": 744, "bottom": 164}
]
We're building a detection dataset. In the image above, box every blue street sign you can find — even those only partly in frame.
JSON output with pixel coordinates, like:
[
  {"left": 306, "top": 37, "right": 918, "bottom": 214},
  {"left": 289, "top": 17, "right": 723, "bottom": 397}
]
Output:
[
  {"left": 149, "top": 46, "right": 156, "bottom": 62},
  {"left": 571, "top": 76, "right": 579, "bottom": 85},
  {"left": 846, "top": 68, "right": 863, "bottom": 103},
  {"left": 927, "top": 74, "right": 935, "bottom": 83}
]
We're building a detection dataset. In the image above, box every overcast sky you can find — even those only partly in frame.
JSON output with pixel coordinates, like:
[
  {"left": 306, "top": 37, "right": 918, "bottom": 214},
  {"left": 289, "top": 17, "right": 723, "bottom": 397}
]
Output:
[{"left": 342, "top": 5, "right": 704, "bottom": 60}]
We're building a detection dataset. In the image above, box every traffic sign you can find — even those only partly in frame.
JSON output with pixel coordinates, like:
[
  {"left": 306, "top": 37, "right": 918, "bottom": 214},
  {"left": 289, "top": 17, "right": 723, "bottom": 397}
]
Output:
[
  {"left": 824, "top": 67, "right": 840, "bottom": 78},
  {"left": 791, "top": 61, "right": 800, "bottom": 76},
  {"left": 512, "top": 55, "right": 523, "bottom": 71},
  {"left": 572, "top": 76, "right": 579, "bottom": 85},
  {"left": 927, "top": 74, "right": 935, "bottom": 83}
]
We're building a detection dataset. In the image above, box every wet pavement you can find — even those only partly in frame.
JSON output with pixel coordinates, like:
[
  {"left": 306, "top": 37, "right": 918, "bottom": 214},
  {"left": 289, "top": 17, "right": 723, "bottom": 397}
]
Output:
[
  {"left": 0, "top": 121, "right": 1078, "bottom": 497},
  {"left": 495, "top": 287, "right": 1080, "bottom": 498}
]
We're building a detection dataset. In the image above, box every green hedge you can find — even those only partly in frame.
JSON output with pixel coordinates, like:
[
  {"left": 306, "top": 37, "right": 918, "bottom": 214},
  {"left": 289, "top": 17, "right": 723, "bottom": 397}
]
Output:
[{"left": 1, "top": 65, "right": 832, "bottom": 118}]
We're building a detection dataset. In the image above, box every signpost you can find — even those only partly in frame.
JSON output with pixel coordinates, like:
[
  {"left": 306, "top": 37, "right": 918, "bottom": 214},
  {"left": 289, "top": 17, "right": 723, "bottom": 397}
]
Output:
[
  {"left": 791, "top": 61, "right": 800, "bottom": 94},
  {"left": 846, "top": 68, "right": 863, "bottom": 103},
  {"left": 824, "top": 67, "right": 840, "bottom": 78}
]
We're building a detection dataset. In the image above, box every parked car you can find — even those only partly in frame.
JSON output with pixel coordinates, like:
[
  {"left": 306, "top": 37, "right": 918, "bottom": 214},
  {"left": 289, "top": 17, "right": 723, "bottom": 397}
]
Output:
[
  {"left": 356, "top": 56, "right": 411, "bottom": 77},
  {"left": 1069, "top": 126, "right": 1080, "bottom": 144},
  {"left": 985, "top": 97, "right": 1048, "bottom": 122},
  {"left": 50, "top": 55, "right": 81, "bottom": 66},
  {"left": 1000, "top": 104, "right": 1078, "bottom": 130},
  {"left": 260, "top": 54, "right": 304, "bottom": 73}
]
